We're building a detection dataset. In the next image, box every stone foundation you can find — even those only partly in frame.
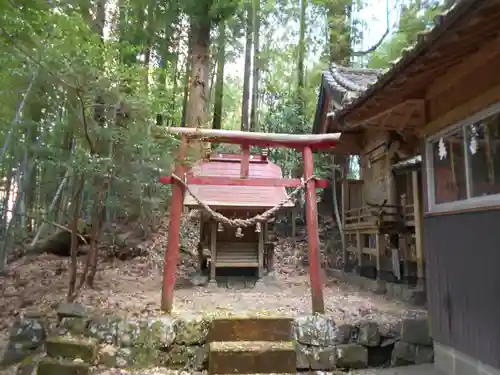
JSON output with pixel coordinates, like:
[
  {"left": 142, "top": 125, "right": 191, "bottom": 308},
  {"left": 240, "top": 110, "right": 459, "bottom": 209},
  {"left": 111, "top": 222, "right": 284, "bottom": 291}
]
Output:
[
  {"left": 328, "top": 269, "right": 427, "bottom": 306},
  {"left": 0, "top": 303, "right": 434, "bottom": 374}
]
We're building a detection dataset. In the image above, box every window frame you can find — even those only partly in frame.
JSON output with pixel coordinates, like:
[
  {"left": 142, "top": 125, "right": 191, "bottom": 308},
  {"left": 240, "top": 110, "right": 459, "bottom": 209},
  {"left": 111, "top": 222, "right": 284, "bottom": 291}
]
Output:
[{"left": 426, "top": 102, "right": 500, "bottom": 213}]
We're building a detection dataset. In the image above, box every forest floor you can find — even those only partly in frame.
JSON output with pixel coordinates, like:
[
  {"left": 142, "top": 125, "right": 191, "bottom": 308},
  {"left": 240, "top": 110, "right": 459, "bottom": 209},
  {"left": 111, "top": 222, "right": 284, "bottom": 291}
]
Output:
[{"left": 0, "top": 216, "right": 425, "bottom": 347}]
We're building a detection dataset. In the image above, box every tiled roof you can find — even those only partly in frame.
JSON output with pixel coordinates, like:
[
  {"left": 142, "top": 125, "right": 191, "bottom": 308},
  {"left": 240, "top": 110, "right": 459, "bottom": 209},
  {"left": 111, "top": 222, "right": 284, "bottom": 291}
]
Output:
[
  {"left": 323, "top": 64, "right": 383, "bottom": 106},
  {"left": 183, "top": 154, "right": 294, "bottom": 209},
  {"left": 312, "top": 64, "right": 383, "bottom": 133}
]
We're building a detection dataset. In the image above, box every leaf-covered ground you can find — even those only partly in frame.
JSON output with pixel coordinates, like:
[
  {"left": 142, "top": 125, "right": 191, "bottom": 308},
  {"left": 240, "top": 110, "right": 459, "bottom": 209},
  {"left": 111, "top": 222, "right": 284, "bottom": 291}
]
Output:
[{"left": 0, "top": 217, "right": 425, "bottom": 346}]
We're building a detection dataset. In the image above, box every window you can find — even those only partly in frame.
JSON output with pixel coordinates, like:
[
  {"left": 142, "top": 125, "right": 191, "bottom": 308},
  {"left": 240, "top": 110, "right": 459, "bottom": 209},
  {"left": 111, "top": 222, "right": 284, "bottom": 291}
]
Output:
[
  {"left": 427, "top": 103, "right": 500, "bottom": 212},
  {"left": 430, "top": 129, "right": 467, "bottom": 204},
  {"left": 466, "top": 115, "right": 500, "bottom": 197}
]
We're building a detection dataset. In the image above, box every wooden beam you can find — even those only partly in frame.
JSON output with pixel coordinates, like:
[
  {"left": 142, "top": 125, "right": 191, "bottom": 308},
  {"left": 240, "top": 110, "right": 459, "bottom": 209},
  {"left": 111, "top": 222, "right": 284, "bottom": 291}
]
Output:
[
  {"left": 412, "top": 170, "right": 425, "bottom": 284},
  {"left": 153, "top": 126, "right": 340, "bottom": 150},
  {"left": 319, "top": 91, "right": 331, "bottom": 134},
  {"left": 159, "top": 176, "right": 330, "bottom": 189},
  {"left": 426, "top": 35, "right": 500, "bottom": 99},
  {"left": 344, "top": 99, "right": 424, "bottom": 130},
  {"left": 424, "top": 83, "right": 500, "bottom": 136}
]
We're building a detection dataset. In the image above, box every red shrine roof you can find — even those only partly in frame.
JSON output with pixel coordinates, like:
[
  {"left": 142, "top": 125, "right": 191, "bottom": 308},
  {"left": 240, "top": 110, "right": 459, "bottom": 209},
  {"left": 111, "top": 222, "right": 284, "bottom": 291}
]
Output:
[{"left": 183, "top": 153, "right": 294, "bottom": 209}]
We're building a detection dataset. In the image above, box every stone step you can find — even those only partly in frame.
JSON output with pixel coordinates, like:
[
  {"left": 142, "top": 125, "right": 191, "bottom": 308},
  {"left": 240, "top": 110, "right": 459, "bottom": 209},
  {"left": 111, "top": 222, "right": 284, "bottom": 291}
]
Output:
[
  {"left": 37, "top": 358, "right": 90, "bottom": 375},
  {"left": 208, "top": 317, "right": 293, "bottom": 342},
  {"left": 209, "top": 341, "right": 296, "bottom": 374},
  {"left": 45, "top": 336, "right": 98, "bottom": 363}
]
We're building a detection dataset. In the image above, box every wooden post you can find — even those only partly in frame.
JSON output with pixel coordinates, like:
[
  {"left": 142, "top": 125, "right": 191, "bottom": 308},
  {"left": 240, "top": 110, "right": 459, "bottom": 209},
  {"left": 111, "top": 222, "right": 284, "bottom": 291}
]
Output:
[
  {"left": 161, "top": 137, "right": 188, "bottom": 313},
  {"left": 375, "top": 232, "right": 385, "bottom": 280},
  {"left": 241, "top": 144, "right": 250, "bottom": 178},
  {"left": 210, "top": 220, "right": 217, "bottom": 281},
  {"left": 412, "top": 170, "right": 425, "bottom": 285},
  {"left": 258, "top": 225, "right": 264, "bottom": 278},
  {"left": 302, "top": 146, "right": 325, "bottom": 313},
  {"left": 356, "top": 231, "right": 363, "bottom": 272}
]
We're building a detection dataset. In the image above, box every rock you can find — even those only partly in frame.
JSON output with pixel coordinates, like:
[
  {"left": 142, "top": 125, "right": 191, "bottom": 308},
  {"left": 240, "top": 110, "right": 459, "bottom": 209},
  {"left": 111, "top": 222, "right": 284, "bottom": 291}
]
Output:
[
  {"left": 57, "top": 303, "right": 88, "bottom": 320},
  {"left": 175, "top": 316, "right": 210, "bottom": 345},
  {"left": 86, "top": 317, "right": 121, "bottom": 345},
  {"left": 58, "top": 318, "right": 89, "bottom": 336},
  {"left": 391, "top": 341, "right": 416, "bottom": 366},
  {"left": 37, "top": 358, "right": 90, "bottom": 375},
  {"left": 118, "top": 319, "right": 150, "bottom": 347},
  {"left": 296, "top": 344, "right": 336, "bottom": 370},
  {"left": 98, "top": 345, "right": 134, "bottom": 368},
  {"left": 357, "top": 321, "right": 380, "bottom": 347},
  {"left": 336, "top": 343, "right": 368, "bottom": 369},
  {"left": 148, "top": 317, "right": 176, "bottom": 348},
  {"left": 45, "top": 336, "right": 98, "bottom": 363},
  {"left": 294, "top": 315, "right": 337, "bottom": 346},
  {"left": 391, "top": 341, "right": 433, "bottom": 365},
  {"left": 378, "top": 320, "right": 401, "bottom": 338},
  {"left": 191, "top": 274, "right": 208, "bottom": 287},
  {"left": 163, "top": 345, "right": 205, "bottom": 367},
  {"left": 400, "top": 317, "right": 432, "bottom": 346},
  {"left": 186, "top": 345, "right": 209, "bottom": 370},
  {"left": 0, "top": 317, "right": 46, "bottom": 366},
  {"left": 380, "top": 337, "right": 399, "bottom": 347},
  {"left": 415, "top": 345, "right": 434, "bottom": 364},
  {"left": 9, "top": 317, "right": 46, "bottom": 348},
  {"left": 334, "top": 324, "right": 353, "bottom": 345}
]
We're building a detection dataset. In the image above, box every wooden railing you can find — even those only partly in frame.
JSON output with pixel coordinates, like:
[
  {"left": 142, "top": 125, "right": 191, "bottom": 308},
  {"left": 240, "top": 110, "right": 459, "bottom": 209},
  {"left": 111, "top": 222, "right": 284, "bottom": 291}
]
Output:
[{"left": 344, "top": 201, "right": 416, "bottom": 229}]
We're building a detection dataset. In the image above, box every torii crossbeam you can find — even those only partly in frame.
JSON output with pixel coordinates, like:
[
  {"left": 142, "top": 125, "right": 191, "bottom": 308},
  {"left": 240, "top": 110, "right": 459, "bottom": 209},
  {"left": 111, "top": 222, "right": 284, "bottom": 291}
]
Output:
[{"left": 156, "top": 127, "right": 341, "bottom": 314}]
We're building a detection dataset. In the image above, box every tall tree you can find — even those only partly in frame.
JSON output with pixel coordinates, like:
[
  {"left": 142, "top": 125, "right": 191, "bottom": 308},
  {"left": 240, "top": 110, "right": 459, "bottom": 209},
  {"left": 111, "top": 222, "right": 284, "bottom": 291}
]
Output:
[
  {"left": 213, "top": 20, "right": 226, "bottom": 130},
  {"left": 240, "top": 0, "right": 253, "bottom": 132},
  {"left": 297, "top": 0, "right": 307, "bottom": 110},
  {"left": 249, "top": 0, "right": 260, "bottom": 131}
]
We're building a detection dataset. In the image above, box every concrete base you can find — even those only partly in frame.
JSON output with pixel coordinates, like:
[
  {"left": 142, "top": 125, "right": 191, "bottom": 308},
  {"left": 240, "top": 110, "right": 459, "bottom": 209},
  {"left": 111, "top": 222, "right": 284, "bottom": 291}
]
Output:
[
  {"left": 434, "top": 342, "right": 500, "bottom": 375},
  {"left": 352, "top": 364, "right": 445, "bottom": 375}
]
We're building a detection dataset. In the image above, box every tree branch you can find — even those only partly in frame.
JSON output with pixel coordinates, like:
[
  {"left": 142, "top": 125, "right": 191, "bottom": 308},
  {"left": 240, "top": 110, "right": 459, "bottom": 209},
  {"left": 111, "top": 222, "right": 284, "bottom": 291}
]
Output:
[{"left": 351, "top": 0, "right": 391, "bottom": 56}]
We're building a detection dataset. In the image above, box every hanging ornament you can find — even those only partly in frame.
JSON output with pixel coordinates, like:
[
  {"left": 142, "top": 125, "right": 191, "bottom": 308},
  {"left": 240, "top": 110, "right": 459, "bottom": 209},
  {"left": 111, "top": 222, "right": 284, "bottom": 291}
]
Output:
[
  {"left": 217, "top": 222, "right": 224, "bottom": 232},
  {"left": 438, "top": 137, "right": 447, "bottom": 160},
  {"left": 235, "top": 227, "right": 243, "bottom": 238},
  {"left": 367, "top": 158, "right": 372, "bottom": 169},
  {"left": 469, "top": 124, "right": 478, "bottom": 155},
  {"left": 255, "top": 222, "right": 261, "bottom": 233}
]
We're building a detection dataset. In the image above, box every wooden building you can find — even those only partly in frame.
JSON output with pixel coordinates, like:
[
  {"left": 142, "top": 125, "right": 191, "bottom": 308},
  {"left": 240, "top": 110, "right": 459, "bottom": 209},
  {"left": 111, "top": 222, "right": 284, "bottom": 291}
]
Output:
[
  {"left": 313, "top": 63, "right": 423, "bottom": 286},
  {"left": 315, "top": 0, "right": 500, "bottom": 374},
  {"left": 184, "top": 152, "right": 293, "bottom": 280}
]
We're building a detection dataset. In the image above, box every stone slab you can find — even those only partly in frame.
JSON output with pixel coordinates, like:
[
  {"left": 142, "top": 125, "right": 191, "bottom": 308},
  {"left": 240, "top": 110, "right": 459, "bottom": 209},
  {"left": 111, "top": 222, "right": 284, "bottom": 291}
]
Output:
[
  {"left": 208, "top": 317, "right": 293, "bottom": 342},
  {"left": 209, "top": 341, "right": 296, "bottom": 374},
  {"left": 37, "top": 358, "right": 90, "bottom": 375}
]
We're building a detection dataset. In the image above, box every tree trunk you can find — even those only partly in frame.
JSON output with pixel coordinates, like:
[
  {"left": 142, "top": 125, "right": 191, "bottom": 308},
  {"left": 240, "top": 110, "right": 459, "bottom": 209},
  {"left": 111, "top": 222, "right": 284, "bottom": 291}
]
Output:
[
  {"left": 327, "top": 0, "right": 353, "bottom": 64},
  {"left": 250, "top": 0, "right": 260, "bottom": 131},
  {"left": 186, "top": 19, "right": 211, "bottom": 129},
  {"left": 181, "top": 29, "right": 194, "bottom": 127},
  {"left": 212, "top": 20, "right": 226, "bottom": 130},
  {"left": 240, "top": 0, "right": 253, "bottom": 132},
  {"left": 297, "top": 0, "right": 307, "bottom": 109}
]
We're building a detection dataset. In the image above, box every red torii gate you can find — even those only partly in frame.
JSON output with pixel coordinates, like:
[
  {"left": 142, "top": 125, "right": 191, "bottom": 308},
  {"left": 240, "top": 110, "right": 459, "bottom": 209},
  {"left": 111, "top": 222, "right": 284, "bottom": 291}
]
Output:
[{"left": 158, "top": 127, "right": 340, "bottom": 314}]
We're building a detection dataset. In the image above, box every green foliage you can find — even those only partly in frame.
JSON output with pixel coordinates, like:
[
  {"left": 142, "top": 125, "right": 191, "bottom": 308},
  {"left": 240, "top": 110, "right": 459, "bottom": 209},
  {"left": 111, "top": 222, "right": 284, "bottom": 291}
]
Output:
[{"left": 368, "top": 0, "right": 445, "bottom": 69}]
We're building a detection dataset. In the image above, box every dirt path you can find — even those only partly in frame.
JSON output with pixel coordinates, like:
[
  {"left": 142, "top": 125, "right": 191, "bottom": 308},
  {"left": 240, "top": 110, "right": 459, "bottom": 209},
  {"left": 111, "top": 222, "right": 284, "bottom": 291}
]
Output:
[{"left": 0, "top": 254, "right": 424, "bottom": 345}]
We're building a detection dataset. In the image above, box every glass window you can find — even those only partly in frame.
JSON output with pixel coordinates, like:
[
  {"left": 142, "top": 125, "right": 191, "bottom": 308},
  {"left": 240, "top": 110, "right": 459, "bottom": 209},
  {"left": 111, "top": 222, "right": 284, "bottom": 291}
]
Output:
[
  {"left": 431, "top": 129, "right": 467, "bottom": 204},
  {"left": 466, "top": 115, "right": 500, "bottom": 197}
]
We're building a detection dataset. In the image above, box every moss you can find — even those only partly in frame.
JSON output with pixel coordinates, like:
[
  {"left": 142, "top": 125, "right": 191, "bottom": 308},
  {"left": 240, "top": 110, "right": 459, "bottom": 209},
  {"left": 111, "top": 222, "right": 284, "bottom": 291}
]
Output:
[
  {"left": 46, "top": 336, "right": 98, "bottom": 363},
  {"left": 37, "top": 358, "right": 90, "bottom": 375}
]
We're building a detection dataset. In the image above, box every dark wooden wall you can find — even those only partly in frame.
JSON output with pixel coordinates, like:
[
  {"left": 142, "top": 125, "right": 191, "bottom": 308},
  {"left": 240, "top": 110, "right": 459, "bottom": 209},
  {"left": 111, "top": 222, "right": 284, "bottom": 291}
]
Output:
[{"left": 424, "top": 209, "right": 500, "bottom": 369}]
